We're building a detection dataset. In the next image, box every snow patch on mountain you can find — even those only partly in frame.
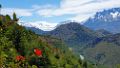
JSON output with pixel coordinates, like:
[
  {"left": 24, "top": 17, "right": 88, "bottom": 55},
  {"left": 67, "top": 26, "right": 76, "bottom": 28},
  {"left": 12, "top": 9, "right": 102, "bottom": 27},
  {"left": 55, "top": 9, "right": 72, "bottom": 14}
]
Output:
[
  {"left": 83, "top": 8, "right": 120, "bottom": 33},
  {"left": 110, "top": 12, "right": 119, "bottom": 18},
  {"left": 18, "top": 21, "right": 58, "bottom": 31}
]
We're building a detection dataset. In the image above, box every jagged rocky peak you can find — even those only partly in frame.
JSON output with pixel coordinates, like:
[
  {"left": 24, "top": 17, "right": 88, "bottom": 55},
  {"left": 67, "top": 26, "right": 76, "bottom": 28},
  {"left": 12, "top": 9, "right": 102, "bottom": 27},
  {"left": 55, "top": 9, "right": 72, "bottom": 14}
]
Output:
[
  {"left": 84, "top": 8, "right": 120, "bottom": 33},
  {"left": 92, "top": 8, "right": 120, "bottom": 21}
]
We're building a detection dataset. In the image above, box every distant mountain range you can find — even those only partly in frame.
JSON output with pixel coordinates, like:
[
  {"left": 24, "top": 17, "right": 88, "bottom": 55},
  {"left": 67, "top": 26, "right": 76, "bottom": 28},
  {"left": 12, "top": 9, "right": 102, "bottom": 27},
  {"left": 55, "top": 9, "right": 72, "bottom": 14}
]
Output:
[
  {"left": 25, "top": 27, "right": 46, "bottom": 34},
  {"left": 84, "top": 8, "right": 120, "bottom": 33},
  {"left": 19, "top": 22, "right": 57, "bottom": 31},
  {"left": 24, "top": 8, "right": 120, "bottom": 34}
]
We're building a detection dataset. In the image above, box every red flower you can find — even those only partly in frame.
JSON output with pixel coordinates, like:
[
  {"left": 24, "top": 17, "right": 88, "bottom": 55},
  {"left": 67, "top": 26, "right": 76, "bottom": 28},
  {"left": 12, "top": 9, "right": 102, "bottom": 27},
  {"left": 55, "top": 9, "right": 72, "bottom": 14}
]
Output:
[
  {"left": 34, "top": 48, "right": 42, "bottom": 57},
  {"left": 16, "top": 55, "right": 25, "bottom": 61}
]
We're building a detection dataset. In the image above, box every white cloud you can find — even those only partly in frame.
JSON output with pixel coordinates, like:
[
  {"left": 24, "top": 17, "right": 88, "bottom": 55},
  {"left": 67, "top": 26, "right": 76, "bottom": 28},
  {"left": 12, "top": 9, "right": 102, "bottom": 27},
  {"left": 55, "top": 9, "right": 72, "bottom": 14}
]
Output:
[
  {"left": 19, "top": 21, "right": 58, "bottom": 31},
  {"left": 32, "top": 4, "right": 56, "bottom": 10},
  {"left": 69, "top": 13, "right": 95, "bottom": 24},
  {"left": 36, "top": 0, "right": 120, "bottom": 22},
  {"left": 37, "top": 9, "right": 54, "bottom": 17},
  {"left": 1, "top": 8, "right": 33, "bottom": 17}
]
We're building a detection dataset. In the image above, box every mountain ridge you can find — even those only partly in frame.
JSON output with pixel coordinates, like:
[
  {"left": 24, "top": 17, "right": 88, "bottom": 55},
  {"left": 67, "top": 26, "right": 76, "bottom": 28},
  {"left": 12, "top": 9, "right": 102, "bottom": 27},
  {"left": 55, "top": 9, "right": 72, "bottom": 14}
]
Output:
[
  {"left": 84, "top": 7, "right": 120, "bottom": 33},
  {"left": 46, "top": 22, "right": 102, "bottom": 47}
]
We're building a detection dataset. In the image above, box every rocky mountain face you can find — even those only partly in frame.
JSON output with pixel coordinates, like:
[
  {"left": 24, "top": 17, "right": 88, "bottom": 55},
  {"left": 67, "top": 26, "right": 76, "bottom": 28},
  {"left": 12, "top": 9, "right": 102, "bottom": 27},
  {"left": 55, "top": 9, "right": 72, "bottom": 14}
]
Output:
[{"left": 84, "top": 8, "right": 120, "bottom": 33}]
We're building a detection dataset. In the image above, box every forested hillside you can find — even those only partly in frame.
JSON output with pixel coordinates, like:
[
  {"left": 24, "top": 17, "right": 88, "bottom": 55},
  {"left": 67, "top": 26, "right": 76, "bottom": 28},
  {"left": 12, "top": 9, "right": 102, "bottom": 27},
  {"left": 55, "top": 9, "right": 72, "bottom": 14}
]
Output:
[
  {"left": 0, "top": 14, "right": 97, "bottom": 68},
  {"left": 83, "top": 33, "right": 120, "bottom": 68}
]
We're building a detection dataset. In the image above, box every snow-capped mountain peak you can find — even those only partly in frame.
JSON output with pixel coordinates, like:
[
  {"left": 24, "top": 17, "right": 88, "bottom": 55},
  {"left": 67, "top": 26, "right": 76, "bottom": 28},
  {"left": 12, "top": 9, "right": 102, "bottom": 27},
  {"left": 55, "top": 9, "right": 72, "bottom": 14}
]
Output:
[
  {"left": 84, "top": 8, "right": 120, "bottom": 33},
  {"left": 18, "top": 21, "right": 58, "bottom": 31}
]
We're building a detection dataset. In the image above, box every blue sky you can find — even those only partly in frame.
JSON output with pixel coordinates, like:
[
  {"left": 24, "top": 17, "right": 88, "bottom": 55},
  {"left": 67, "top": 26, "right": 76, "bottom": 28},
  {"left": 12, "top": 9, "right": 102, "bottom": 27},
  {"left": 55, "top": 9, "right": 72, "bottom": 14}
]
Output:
[
  {"left": 0, "top": 0, "right": 61, "bottom": 22},
  {"left": 0, "top": 0, "right": 120, "bottom": 31},
  {"left": 0, "top": 0, "right": 60, "bottom": 8}
]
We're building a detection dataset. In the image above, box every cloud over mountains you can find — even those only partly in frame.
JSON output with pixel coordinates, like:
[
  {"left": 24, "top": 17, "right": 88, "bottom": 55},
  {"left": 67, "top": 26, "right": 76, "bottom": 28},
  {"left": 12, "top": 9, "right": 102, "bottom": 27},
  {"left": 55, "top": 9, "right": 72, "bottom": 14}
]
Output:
[
  {"left": 1, "top": 0, "right": 120, "bottom": 31},
  {"left": 37, "top": 0, "right": 120, "bottom": 21}
]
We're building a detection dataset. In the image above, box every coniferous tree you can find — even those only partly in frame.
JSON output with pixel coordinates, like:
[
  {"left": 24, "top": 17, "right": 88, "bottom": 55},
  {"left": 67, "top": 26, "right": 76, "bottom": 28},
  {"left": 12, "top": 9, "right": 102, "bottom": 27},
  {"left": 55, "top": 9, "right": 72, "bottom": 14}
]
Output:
[
  {"left": 13, "top": 12, "right": 18, "bottom": 21},
  {"left": 83, "top": 61, "right": 88, "bottom": 68},
  {"left": 5, "top": 15, "right": 11, "bottom": 22}
]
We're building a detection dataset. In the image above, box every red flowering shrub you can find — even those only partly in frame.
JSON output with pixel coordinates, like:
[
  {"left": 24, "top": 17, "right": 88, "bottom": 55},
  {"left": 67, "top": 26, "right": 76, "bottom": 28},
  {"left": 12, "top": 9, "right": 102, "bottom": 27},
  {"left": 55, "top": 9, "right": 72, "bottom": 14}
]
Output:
[
  {"left": 34, "top": 48, "right": 42, "bottom": 57},
  {"left": 16, "top": 55, "right": 25, "bottom": 61}
]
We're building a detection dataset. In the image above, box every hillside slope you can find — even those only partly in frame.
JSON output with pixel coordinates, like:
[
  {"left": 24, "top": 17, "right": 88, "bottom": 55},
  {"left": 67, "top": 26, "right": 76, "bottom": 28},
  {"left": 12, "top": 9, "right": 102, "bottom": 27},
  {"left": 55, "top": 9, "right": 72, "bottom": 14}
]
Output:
[
  {"left": 46, "top": 22, "right": 104, "bottom": 54},
  {"left": 46, "top": 22, "right": 102, "bottom": 46},
  {"left": 83, "top": 33, "right": 120, "bottom": 68},
  {"left": 0, "top": 14, "right": 96, "bottom": 68}
]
